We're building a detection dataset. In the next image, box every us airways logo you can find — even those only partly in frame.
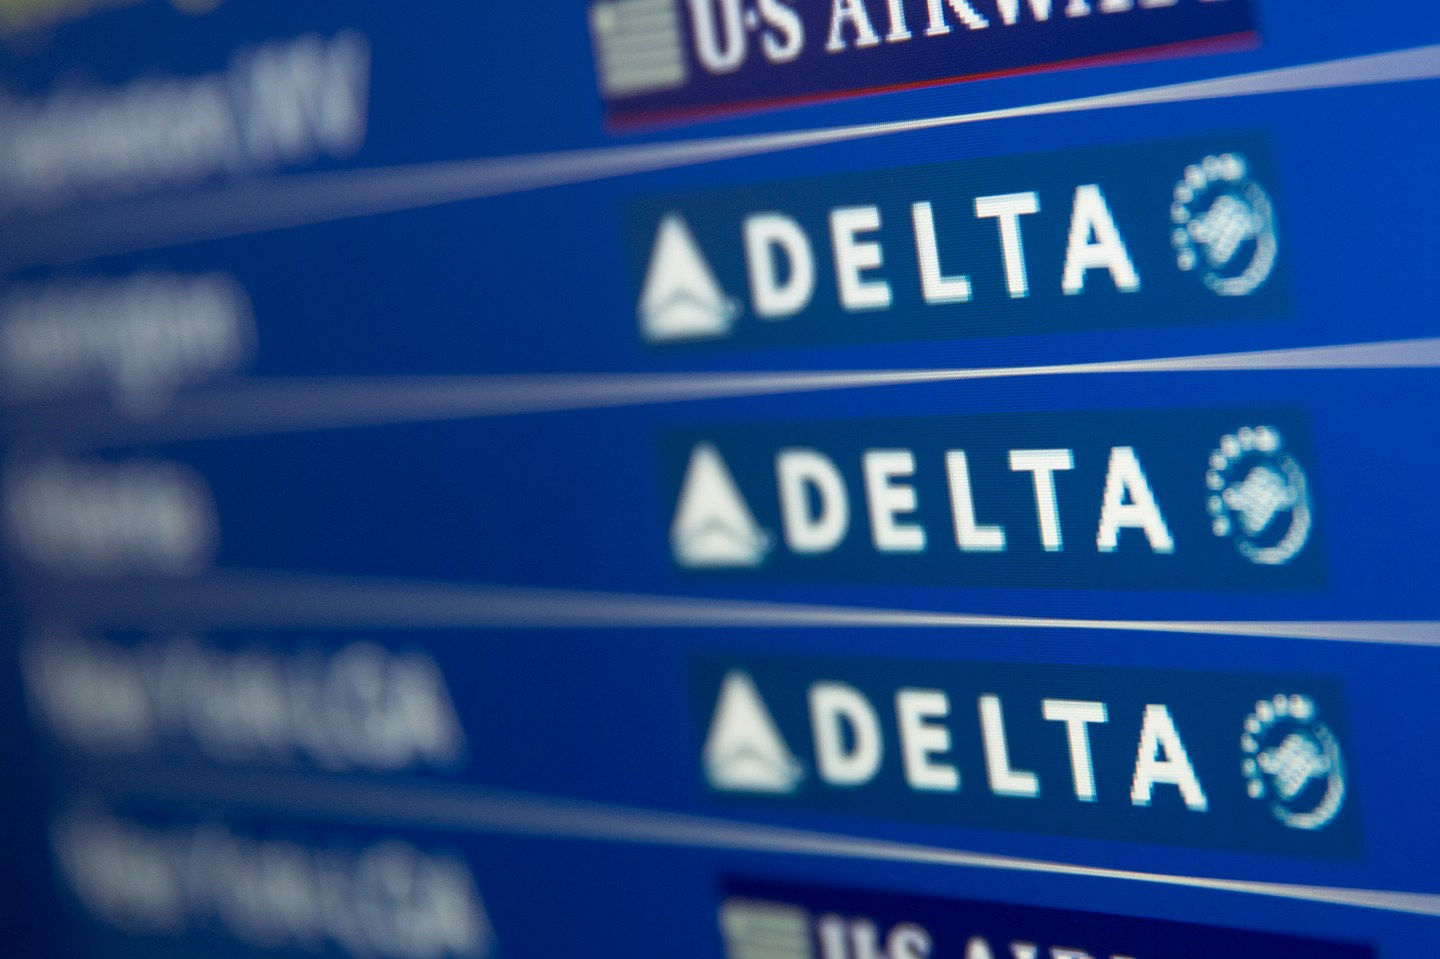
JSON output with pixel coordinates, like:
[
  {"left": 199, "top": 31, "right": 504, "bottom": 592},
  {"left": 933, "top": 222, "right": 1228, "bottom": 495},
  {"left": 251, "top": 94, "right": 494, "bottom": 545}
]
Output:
[
  {"left": 692, "top": 657, "right": 1359, "bottom": 856},
  {"left": 660, "top": 411, "right": 1321, "bottom": 591},
  {"left": 627, "top": 137, "right": 1284, "bottom": 348},
  {"left": 590, "top": 0, "right": 1255, "bottom": 122},
  {"left": 717, "top": 880, "right": 1375, "bottom": 959}
]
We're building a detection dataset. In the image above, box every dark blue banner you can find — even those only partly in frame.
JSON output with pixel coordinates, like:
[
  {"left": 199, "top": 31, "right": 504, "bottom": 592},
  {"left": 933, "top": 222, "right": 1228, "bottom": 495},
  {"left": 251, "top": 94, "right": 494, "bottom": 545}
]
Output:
[
  {"left": 657, "top": 409, "right": 1324, "bottom": 591},
  {"left": 717, "top": 877, "right": 1373, "bottom": 959},
  {"left": 693, "top": 654, "right": 1360, "bottom": 857},
  {"left": 625, "top": 135, "right": 1286, "bottom": 349},
  {"left": 591, "top": 0, "right": 1257, "bottom": 122}
]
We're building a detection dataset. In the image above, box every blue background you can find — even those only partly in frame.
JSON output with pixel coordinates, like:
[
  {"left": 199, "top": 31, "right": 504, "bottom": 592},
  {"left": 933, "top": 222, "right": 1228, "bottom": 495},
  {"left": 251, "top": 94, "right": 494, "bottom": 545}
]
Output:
[{"left": 3, "top": 0, "right": 1439, "bottom": 957}]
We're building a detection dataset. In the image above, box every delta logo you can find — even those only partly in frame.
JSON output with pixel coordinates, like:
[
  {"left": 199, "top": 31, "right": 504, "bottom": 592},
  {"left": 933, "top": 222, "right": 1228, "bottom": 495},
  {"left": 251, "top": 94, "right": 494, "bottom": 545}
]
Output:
[
  {"left": 589, "top": 0, "right": 1256, "bottom": 122},
  {"left": 717, "top": 879, "right": 1375, "bottom": 959},
  {"left": 626, "top": 137, "right": 1285, "bottom": 348},
  {"left": 658, "top": 411, "right": 1322, "bottom": 592},
  {"left": 692, "top": 656, "right": 1359, "bottom": 856}
]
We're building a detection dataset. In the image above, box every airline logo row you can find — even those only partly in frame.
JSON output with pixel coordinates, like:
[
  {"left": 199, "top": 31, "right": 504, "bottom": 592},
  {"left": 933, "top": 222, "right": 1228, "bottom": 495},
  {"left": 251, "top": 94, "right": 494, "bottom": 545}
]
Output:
[
  {"left": 626, "top": 137, "right": 1284, "bottom": 348},
  {"left": 718, "top": 878, "right": 1371, "bottom": 959},
  {"left": 659, "top": 410, "right": 1321, "bottom": 591},
  {"left": 590, "top": 0, "right": 1254, "bottom": 121},
  {"left": 695, "top": 655, "right": 1356, "bottom": 855}
]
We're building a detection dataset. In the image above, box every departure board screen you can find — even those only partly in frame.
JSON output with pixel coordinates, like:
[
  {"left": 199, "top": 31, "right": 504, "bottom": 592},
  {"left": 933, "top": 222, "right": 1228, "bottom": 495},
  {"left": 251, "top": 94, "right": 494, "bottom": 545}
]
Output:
[{"left": 3, "top": 3, "right": 1439, "bottom": 958}]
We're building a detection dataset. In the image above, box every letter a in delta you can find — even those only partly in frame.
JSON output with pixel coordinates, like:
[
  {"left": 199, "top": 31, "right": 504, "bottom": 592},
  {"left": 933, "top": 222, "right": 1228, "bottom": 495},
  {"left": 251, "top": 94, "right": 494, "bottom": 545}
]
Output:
[
  {"left": 704, "top": 671, "right": 804, "bottom": 794},
  {"left": 639, "top": 214, "right": 739, "bottom": 342},
  {"left": 671, "top": 443, "right": 772, "bottom": 568}
]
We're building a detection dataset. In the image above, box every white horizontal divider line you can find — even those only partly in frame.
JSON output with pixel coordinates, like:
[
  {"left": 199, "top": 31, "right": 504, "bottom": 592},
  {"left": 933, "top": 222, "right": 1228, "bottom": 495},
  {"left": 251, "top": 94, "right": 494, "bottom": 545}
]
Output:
[
  {"left": 84, "top": 768, "right": 1440, "bottom": 918},
  {"left": 45, "top": 570, "right": 1440, "bottom": 646},
  {"left": 6, "top": 43, "right": 1439, "bottom": 266},
  {"left": 23, "top": 336, "right": 1440, "bottom": 448}
]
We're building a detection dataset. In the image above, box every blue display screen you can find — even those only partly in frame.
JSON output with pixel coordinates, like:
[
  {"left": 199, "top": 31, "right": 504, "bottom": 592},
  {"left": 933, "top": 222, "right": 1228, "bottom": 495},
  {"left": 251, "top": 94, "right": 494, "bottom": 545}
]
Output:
[{"left": 2, "top": 2, "right": 1439, "bottom": 957}]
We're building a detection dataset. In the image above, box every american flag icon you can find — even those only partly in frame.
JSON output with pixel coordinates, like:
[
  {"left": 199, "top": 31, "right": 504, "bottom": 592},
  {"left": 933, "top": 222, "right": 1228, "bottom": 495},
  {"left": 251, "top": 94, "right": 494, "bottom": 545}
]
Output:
[
  {"left": 589, "top": 0, "right": 689, "bottom": 98},
  {"left": 719, "top": 898, "right": 814, "bottom": 959}
]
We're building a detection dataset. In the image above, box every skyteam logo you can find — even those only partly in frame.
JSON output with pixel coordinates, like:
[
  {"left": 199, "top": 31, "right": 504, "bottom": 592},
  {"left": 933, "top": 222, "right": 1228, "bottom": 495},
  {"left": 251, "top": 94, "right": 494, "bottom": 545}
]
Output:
[
  {"left": 1207, "top": 425, "right": 1311, "bottom": 565},
  {"left": 660, "top": 409, "right": 1323, "bottom": 591},
  {"left": 692, "top": 656, "right": 1361, "bottom": 856},
  {"left": 1175, "top": 150, "right": 1278, "bottom": 295},
  {"left": 1172, "top": 151, "right": 1277, "bottom": 295},
  {"left": 1242, "top": 694, "right": 1346, "bottom": 831},
  {"left": 627, "top": 136, "right": 1287, "bottom": 349},
  {"left": 589, "top": 0, "right": 1256, "bottom": 122}
]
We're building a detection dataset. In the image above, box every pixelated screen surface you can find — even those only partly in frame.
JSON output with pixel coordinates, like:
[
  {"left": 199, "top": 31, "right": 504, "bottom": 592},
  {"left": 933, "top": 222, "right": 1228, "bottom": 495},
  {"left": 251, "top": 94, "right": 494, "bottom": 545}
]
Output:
[{"left": 2, "top": 2, "right": 1438, "bottom": 957}]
